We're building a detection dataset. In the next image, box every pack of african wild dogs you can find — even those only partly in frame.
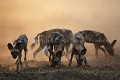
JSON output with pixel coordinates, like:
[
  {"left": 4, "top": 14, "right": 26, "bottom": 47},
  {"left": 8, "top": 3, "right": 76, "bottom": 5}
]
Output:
[{"left": 7, "top": 29, "right": 117, "bottom": 71}]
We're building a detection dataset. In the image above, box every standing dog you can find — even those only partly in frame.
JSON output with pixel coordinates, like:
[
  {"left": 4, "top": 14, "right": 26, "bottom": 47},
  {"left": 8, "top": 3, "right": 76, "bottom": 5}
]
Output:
[
  {"left": 79, "top": 30, "right": 117, "bottom": 58},
  {"left": 69, "top": 33, "right": 88, "bottom": 67},
  {"left": 7, "top": 34, "right": 28, "bottom": 71},
  {"left": 31, "top": 28, "right": 73, "bottom": 60},
  {"left": 45, "top": 32, "right": 65, "bottom": 67}
]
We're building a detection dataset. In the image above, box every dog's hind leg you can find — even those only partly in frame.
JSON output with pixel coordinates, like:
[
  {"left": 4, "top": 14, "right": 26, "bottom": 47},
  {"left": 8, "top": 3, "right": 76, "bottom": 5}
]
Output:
[
  {"left": 98, "top": 46, "right": 107, "bottom": 57},
  {"left": 33, "top": 46, "right": 43, "bottom": 60},
  {"left": 94, "top": 44, "right": 99, "bottom": 59}
]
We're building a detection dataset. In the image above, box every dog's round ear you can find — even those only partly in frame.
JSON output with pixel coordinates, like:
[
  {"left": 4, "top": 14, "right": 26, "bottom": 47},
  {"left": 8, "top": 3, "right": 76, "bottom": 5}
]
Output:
[{"left": 7, "top": 43, "right": 13, "bottom": 50}]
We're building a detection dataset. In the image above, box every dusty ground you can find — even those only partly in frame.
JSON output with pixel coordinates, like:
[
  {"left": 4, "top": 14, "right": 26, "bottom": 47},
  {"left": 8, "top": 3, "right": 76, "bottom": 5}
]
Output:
[
  {"left": 0, "top": 59, "right": 120, "bottom": 80},
  {"left": 0, "top": 41, "right": 120, "bottom": 80},
  {"left": 0, "top": 44, "right": 120, "bottom": 80}
]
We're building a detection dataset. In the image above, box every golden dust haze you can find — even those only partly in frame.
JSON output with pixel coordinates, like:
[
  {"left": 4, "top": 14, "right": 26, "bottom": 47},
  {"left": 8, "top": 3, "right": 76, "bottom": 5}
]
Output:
[{"left": 0, "top": 0, "right": 120, "bottom": 66}]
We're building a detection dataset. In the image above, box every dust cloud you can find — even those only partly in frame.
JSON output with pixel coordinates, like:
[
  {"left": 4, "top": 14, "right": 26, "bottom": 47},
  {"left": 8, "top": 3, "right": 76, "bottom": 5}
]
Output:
[{"left": 0, "top": 0, "right": 120, "bottom": 67}]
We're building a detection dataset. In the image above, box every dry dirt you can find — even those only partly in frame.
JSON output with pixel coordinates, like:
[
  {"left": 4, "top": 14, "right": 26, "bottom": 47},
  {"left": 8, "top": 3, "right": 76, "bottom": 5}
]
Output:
[{"left": 0, "top": 55, "right": 120, "bottom": 80}]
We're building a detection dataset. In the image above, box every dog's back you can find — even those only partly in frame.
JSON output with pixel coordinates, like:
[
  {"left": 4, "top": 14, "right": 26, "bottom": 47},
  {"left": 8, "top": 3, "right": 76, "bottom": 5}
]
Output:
[{"left": 13, "top": 34, "right": 28, "bottom": 51}]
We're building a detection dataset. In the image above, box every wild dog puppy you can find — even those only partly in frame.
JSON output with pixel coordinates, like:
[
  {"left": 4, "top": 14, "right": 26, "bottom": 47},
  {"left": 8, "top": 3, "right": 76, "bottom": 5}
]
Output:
[
  {"left": 69, "top": 33, "right": 88, "bottom": 67},
  {"left": 79, "top": 30, "right": 117, "bottom": 58},
  {"left": 31, "top": 28, "right": 73, "bottom": 60},
  {"left": 45, "top": 32, "right": 65, "bottom": 67},
  {"left": 7, "top": 34, "right": 28, "bottom": 71}
]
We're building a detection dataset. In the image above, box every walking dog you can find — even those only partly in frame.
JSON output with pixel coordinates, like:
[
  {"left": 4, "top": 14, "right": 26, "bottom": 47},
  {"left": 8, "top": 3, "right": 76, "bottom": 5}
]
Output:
[
  {"left": 79, "top": 30, "right": 117, "bottom": 58},
  {"left": 44, "top": 32, "right": 65, "bottom": 67},
  {"left": 7, "top": 34, "right": 28, "bottom": 71},
  {"left": 69, "top": 32, "right": 88, "bottom": 67},
  {"left": 31, "top": 29, "right": 73, "bottom": 60}
]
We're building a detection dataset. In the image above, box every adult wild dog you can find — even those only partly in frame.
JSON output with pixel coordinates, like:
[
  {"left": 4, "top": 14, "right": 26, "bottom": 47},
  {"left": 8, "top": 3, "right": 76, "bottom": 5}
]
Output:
[
  {"left": 45, "top": 32, "right": 65, "bottom": 67},
  {"left": 79, "top": 30, "right": 117, "bottom": 58},
  {"left": 69, "top": 33, "right": 88, "bottom": 67},
  {"left": 7, "top": 34, "right": 28, "bottom": 71},
  {"left": 31, "top": 29, "right": 73, "bottom": 60}
]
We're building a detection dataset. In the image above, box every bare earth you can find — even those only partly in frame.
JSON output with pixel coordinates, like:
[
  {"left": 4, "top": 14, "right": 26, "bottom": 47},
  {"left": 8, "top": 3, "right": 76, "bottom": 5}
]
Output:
[{"left": 0, "top": 60, "right": 120, "bottom": 80}]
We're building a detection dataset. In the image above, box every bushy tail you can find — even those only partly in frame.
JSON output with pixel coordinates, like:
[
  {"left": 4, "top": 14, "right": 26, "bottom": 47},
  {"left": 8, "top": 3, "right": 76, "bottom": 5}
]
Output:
[{"left": 30, "top": 33, "right": 41, "bottom": 50}]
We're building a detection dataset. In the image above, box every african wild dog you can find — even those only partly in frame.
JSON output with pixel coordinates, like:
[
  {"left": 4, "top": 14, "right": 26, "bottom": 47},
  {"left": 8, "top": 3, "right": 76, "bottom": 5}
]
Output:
[
  {"left": 69, "top": 32, "right": 88, "bottom": 67},
  {"left": 31, "top": 29, "right": 73, "bottom": 60},
  {"left": 79, "top": 30, "right": 117, "bottom": 58},
  {"left": 7, "top": 34, "right": 28, "bottom": 71},
  {"left": 44, "top": 32, "right": 65, "bottom": 67}
]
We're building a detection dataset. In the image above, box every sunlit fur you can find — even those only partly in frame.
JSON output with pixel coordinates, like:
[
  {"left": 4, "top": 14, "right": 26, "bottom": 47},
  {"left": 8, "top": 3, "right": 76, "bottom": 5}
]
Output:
[
  {"left": 31, "top": 28, "right": 73, "bottom": 60},
  {"left": 79, "top": 30, "right": 117, "bottom": 58},
  {"left": 69, "top": 32, "right": 88, "bottom": 67},
  {"left": 7, "top": 34, "right": 28, "bottom": 71},
  {"left": 46, "top": 32, "right": 65, "bottom": 67}
]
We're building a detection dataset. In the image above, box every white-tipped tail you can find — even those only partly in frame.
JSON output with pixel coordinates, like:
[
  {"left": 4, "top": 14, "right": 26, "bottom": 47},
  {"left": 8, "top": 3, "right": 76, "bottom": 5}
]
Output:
[
  {"left": 43, "top": 45, "right": 49, "bottom": 57},
  {"left": 31, "top": 38, "right": 39, "bottom": 50}
]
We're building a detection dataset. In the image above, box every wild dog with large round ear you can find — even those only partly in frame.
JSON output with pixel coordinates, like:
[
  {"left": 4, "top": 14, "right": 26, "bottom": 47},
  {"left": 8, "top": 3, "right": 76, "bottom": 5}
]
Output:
[
  {"left": 7, "top": 43, "right": 18, "bottom": 59},
  {"left": 31, "top": 29, "right": 73, "bottom": 60},
  {"left": 48, "top": 49, "right": 63, "bottom": 67},
  {"left": 69, "top": 32, "right": 88, "bottom": 67},
  {"left": 46, "top": 32, "right": 65, "bottom": 67},
  {"left": 7, "top": 34, "right": 28, "bottom": 72},
  {"left": 79, "top": 30, "right": 117, "bottom": 58}
]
